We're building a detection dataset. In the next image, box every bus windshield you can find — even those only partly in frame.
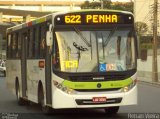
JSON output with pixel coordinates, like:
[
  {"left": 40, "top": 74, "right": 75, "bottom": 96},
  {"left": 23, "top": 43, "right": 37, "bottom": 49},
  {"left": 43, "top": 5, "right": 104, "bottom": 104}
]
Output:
[{"left": 53, "top": 28, "right": 136, "bottom": 73}]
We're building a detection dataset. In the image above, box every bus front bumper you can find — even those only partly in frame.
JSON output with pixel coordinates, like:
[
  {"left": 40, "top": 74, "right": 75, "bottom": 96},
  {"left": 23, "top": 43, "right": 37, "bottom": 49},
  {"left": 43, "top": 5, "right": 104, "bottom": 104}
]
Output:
[{"left": 52, "top": 85, "right": 137, "bottom": 109}]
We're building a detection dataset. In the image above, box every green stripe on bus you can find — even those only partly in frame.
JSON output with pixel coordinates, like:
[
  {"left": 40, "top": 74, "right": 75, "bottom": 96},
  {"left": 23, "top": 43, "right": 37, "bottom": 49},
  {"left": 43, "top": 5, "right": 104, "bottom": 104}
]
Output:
[
  {"left": 62, "top": 78, "right": 132, "bottom": 89},
  {"left": 36, "top": 17, "right": 46, "bottom": 24}
]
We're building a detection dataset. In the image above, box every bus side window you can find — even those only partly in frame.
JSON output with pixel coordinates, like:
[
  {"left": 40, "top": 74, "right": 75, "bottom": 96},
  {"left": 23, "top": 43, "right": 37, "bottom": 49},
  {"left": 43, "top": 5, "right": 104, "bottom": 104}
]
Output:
[
  {"left": 28, "top": 29, "right": 33, "bottom": 58},
  {"left": 7, "top": 34, "right": 12, "bottom": 58},
  {"left": 35, "top": 26, "right": 40, "bottom": 58},
  {"left": 53, "top": 35, "right": 60, "bottom": 70},
  {"left": 32, "top": 28, "right": 36, "bottom": 58},
  {"left": 40, "top": 23, "right": 46, "bottom": 58},
  {"left": 12, "top": 33, "right": 18, "bottom": 58},
  {"left": 26, "top": 30, "right": 30, "bottom": 58},
  {"left": 17, "top": 33, "right": 21, "bottom": 58}
]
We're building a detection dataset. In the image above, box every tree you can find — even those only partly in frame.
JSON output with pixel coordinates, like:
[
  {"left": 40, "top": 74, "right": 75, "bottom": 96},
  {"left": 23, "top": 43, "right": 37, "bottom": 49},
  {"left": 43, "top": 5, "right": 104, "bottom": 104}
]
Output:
[
  {"left": 81, "top": 1, "right": 101, "bottom": 9},
  {"left": 135, "top": 22, "right": 149, "bottom": 60},
  {"left": 111, "top": 2, "right": 133, "bottom": 12},
  {"left": 135, "top": 22, "right": 148, "bottom": 35},
  {"left": 103, "top": 1, "right": 112, "bottom": 9},
  {"left": 81, "top": 1, "right": 133, "bottom": 13},
  {"left": 123, "top": 2, "right": 134, "bottom": 13}
]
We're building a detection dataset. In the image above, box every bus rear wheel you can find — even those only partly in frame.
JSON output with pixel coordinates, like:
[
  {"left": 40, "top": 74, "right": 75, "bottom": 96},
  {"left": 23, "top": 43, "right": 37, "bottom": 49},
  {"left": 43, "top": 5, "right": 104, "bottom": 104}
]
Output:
[
  {"left": 15, "top": 82, "right": 25, "bottom": 105},
  {"left": 38, "top": 88, "right": 52, "bottom": 114},
  {"left": 104, "top": 106, "right": 119, "bottom": 115}
]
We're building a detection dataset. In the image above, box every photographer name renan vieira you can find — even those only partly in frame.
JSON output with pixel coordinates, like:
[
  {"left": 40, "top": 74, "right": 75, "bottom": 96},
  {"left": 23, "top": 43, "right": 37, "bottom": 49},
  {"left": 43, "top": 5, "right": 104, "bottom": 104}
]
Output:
[{"left": 128, "top": 113, "right": 160, "bottom": 119}]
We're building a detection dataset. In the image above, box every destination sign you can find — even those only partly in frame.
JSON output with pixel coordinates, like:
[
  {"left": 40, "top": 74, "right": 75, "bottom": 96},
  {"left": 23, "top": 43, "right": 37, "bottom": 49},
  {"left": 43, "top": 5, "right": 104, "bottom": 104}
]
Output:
[
  {"left": 55, "top": 13, "right": 133, "bottom": 25},
  {"left": 64, "top": 14, "right": 118, "bottom": 24}
]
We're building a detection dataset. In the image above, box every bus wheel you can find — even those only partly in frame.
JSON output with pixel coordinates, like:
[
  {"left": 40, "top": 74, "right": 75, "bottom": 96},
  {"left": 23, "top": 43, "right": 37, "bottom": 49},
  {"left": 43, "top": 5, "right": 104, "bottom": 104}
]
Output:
[
  {"left": 15, "top": 82, "right": 25, "bottom": 105},
  {"left": 39, "top": 88, "right": 52, "bottom": 114},
  {"left": 104, "top": 106, "right": 119, "bottom": 115}
]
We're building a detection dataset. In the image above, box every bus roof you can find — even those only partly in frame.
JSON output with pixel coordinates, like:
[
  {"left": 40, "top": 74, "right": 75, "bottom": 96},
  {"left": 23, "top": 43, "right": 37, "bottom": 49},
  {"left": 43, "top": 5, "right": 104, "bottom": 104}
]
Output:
[
  {"left": 7, "top": 9, "right": 133, "bottom": 33},
  {"left": 7, "top": 14, "right": 52, "bottom": 33}
]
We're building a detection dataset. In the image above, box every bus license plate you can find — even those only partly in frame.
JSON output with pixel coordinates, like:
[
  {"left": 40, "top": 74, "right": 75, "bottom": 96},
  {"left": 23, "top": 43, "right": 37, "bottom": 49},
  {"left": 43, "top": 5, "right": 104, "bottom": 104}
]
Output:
[{"left": 92, "top": 97, "right": 107, "bottom": 103}]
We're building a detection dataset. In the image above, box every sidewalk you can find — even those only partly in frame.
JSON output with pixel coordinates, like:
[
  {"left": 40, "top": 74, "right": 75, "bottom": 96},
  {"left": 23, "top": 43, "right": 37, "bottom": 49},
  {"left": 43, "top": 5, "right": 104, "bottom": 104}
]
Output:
[{"left": 138, "top": 77, "right": 160, "bottom": 86}]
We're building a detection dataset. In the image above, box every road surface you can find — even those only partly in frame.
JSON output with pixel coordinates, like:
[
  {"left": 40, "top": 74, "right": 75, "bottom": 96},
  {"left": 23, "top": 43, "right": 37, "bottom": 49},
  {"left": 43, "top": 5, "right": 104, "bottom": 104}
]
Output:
[{"left": 0, "top": 77, "right": 160, "bottom": 119}]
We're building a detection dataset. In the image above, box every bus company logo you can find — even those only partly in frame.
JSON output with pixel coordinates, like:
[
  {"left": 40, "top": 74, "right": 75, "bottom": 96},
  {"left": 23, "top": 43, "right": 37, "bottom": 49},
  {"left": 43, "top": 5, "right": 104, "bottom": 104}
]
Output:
[
  {"left": 93, "top": 77, "right": 104, "bottom": 80},
  {"left": 97, "top": 83, "right": 102, "bottom": 88}
]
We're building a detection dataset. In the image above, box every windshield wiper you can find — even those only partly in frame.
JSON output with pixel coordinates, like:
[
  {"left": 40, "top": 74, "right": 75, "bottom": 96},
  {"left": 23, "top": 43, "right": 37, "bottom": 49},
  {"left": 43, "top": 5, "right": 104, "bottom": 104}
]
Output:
[
  {"left": 74, "top": 27, "right": 91, "bottom": 47},
  {"left": 73, "top": 42, "right": 88, "bottom": 51}
]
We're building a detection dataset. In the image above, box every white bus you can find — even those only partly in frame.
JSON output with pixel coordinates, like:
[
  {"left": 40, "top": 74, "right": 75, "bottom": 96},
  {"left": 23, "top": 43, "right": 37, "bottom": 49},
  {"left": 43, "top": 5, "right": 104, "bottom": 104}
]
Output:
[{"left": 6, "top": 10, "right": 138, "bottom": 114}]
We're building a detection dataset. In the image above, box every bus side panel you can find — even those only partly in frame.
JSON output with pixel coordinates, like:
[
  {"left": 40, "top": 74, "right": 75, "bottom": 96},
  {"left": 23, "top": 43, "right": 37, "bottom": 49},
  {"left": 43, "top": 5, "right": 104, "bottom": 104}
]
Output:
[
  {"left": 27, "top": 60, "right": 46, "bottom": 103},
  {"left": 6, "top": 60, "right": 22, "bottom": 96}
]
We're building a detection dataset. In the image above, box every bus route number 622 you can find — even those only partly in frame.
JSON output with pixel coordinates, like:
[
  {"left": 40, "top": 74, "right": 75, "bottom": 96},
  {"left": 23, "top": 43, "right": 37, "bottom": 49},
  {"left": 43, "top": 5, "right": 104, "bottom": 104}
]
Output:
[{"left": 65, "top": 15, "right": 81, "bottom": 24}]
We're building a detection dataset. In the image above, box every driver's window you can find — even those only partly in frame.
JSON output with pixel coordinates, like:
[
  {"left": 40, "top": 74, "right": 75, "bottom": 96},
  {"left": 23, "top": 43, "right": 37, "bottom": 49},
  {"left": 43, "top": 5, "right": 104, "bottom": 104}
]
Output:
[{"left": 53, "top": 34, "right": 60, "bottom": 70}]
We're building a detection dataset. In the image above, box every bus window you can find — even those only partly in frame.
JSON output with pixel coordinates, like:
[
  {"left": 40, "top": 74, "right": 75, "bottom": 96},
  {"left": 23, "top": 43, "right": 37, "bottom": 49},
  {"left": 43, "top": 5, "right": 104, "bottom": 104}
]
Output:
[
  {"left": 17, "top": 33, "right": 21, "bottom": 58},
  {"left": 40, "top": 38, "right": 46, "bottom": 58},
  {"left": 7, "top": 34, "right": 12, "bottom": 58},
  {"left": 26, "top": 31, "right": 29, "bottom": 58},
  {"left": 40, "top": 24, "right": 47, "bottom": 58},
  {"left": 53, "top": 36, "right": 60, "bottom": 70},
  {"left": 32, "top": 28, "right": 36, "bottom": 58},
  {"left": 35, "top": 27, "right": 39, "bottom": 58},
  {"left": 34, "top": 26, "right": 41, "bottom": 58},
  {"left": 12, "top": 33, "right": 18, "bottom": 58},
  {"left": 126, "top": 32, "right": 136, "bottom": 69},
  {"left": 28, "top": 29, "right": 33, "bottom": 58}
]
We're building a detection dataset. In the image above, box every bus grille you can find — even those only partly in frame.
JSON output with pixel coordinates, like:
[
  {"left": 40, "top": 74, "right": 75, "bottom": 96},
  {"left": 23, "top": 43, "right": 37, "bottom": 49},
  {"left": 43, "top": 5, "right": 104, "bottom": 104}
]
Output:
[
  {"left": 69, "top": 74, "right": 126, "bottom": 82},
  {"left": 74, "top": 88, "right": 121, "bottom": 92}
]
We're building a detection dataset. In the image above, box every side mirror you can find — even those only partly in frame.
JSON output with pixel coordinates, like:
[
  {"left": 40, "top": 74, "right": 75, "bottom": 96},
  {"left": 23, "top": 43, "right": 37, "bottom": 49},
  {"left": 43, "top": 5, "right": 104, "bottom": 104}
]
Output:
[
  {"left": 46, "top": 31, "right": 53, "bottom": 46},
  {"left": 46, "top": 24, "right": 53, "bottom": 46}
]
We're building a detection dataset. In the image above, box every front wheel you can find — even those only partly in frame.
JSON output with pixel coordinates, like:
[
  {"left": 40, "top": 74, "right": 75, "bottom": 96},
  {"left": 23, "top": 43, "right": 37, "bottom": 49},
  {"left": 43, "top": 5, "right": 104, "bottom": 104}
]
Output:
[
  {"left": 38, "top": 88, "right": 52, "bottom": 114},
  {"left": 104, "top": 106, "right": 119, "bottom": 115}
]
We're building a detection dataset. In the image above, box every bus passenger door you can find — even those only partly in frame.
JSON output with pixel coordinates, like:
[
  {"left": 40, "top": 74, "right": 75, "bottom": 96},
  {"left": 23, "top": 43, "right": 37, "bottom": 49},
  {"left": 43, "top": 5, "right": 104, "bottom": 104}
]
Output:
[
  {"left": 21, "top": 33, "right": 28, "bottom": 98},
  {"left": 45, "top": 24, "right": 52, "bottom": 106},
  {"left": 45, "top": 44, "right": 52, "bottom": 106}
]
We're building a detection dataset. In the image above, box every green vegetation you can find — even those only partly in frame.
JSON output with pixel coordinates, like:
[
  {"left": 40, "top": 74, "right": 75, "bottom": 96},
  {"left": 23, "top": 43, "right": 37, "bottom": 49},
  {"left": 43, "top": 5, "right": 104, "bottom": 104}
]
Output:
[
  {"left": 135, "top": 22, "right": 148, "bottom": 35},
  {"left": 81, "top": 1, "right": 134, "bottom": 13}
]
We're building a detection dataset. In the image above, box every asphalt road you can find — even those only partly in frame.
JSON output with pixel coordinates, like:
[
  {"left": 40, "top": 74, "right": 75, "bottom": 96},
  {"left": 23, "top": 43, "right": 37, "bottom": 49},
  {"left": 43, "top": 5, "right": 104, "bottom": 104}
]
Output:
[{"left": 0, "top": 76, "right": 160, "bottom": 119}]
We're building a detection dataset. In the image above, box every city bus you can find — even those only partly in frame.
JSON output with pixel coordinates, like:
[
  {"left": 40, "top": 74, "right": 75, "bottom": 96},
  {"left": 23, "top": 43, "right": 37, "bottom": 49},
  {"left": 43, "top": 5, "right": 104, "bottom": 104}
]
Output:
[{"left": 6, "top": 10, "right": 138, "bottom": 114}]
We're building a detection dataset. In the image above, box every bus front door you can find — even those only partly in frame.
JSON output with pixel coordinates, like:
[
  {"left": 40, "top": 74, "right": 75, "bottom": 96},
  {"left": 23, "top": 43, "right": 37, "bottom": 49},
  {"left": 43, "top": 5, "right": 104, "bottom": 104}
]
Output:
[
  {"left": 45, "top": 45, "right": 52, "bottom": 106},
  {"left": 21, "top": 33, "right": 28, "bottom": 98}
]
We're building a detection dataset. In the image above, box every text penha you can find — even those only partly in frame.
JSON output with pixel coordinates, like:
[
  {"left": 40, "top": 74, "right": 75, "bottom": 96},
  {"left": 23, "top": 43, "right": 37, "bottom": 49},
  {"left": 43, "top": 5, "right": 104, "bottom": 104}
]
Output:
[{"left": 86, "top": 15, "right": 118, "bottom": 23}]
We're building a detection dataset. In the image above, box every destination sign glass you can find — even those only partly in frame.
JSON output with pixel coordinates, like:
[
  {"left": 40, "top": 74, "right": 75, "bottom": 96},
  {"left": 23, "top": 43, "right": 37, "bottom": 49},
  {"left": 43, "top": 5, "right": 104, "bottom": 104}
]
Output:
[{"left": 55, "top": 13, "right": 133, "bottom": 25}]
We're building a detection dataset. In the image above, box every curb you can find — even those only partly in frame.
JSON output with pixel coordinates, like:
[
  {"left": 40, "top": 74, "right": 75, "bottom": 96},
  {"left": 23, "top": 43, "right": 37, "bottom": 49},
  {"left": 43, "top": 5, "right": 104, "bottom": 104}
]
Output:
[{"left": 137, "top": 79, "right": 160, "bottom": 87}]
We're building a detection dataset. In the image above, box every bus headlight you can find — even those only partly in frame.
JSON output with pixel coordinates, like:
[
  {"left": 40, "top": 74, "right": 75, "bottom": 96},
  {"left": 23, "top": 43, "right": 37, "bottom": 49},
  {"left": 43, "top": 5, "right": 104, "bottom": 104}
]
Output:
[
  {"left": 53, "top": 80, "right": 75, "bottom": 94},
  {"left": 121, "top": 79, "right": 137, "bottom": 92}
]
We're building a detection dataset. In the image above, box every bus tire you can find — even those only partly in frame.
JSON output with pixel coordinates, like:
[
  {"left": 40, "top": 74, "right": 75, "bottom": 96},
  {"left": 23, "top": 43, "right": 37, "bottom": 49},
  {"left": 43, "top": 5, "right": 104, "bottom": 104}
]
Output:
[
  {"left": 104, "top": 106, "right": 119, "bottom": 115},
  {"left": 15, "top": 81, "right": 25, "bottom": 105},
  {"left": 38, "top": 86, "right": 52, "bottom": 114}
]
